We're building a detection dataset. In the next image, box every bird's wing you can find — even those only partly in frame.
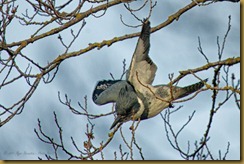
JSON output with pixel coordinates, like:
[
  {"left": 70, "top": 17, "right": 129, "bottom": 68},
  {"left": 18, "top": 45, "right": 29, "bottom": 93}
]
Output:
[
  {"left": 127, "top": 20, "right": 157, "bottom": 86},
  {"left": 92, "top": 80, "right": 130, "bottom": 105}
]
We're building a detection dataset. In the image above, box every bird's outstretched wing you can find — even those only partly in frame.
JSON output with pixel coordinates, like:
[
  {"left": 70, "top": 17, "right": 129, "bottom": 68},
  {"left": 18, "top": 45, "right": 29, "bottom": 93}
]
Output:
[
  {"left": 127, "top": 20, "right": 157, "bottom": 86},
  {"left": 92, "top": 80, "right": 131, "bottom": 105}
]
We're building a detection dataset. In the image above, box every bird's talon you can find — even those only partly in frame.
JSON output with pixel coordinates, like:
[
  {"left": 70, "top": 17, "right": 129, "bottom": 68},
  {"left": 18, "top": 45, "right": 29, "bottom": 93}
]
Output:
[
  {"left": 129, "top": 125, "right": 134, "bottom": 130},
  {"left": 169, "top": 103, "right": 174, "bottom": 108}
]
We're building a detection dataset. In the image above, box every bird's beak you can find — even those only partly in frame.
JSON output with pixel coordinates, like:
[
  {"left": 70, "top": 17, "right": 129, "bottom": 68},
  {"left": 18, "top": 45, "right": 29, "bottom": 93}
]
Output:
[{"left": 110, "top": 117, "right": 121, "bottom": 130}]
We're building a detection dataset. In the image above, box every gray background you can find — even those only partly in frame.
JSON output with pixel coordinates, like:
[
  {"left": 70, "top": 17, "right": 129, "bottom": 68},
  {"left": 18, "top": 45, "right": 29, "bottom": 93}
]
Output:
[{"left": 0, "top": 0, "right": 240, "bottom": 160}]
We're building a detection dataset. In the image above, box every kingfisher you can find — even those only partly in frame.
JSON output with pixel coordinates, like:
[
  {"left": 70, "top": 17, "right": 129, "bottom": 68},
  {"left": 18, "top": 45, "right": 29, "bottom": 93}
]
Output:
[{"left": 92, "top": 20, "right": 207, "bottom": 129}]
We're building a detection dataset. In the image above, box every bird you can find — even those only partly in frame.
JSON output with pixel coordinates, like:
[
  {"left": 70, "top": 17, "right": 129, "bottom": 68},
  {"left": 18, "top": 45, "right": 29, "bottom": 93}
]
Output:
[{"left": 92, "top": 19, "right": 207, "bottom": 129}]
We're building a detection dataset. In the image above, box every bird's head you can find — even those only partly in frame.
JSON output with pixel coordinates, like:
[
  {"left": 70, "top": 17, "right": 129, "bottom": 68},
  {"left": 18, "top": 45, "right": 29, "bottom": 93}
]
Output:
[
  {"left": 110, "top": 84, "right": 140, "bottom": 130},
  {"left": 115, "top": 85, "right": 139, "bottom": 115}
]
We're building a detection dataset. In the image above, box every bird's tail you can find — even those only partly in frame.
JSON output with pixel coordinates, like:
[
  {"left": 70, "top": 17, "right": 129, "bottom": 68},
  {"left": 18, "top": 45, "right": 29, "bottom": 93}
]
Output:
[{"left": 177, "top": 78, "right": 208, "bottom": 99}]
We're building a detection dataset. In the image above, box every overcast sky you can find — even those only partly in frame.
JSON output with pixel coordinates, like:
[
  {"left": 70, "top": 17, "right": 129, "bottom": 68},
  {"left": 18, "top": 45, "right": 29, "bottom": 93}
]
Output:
[{"left": 0, "top": 0, "right": 240, "bottom": 160}]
